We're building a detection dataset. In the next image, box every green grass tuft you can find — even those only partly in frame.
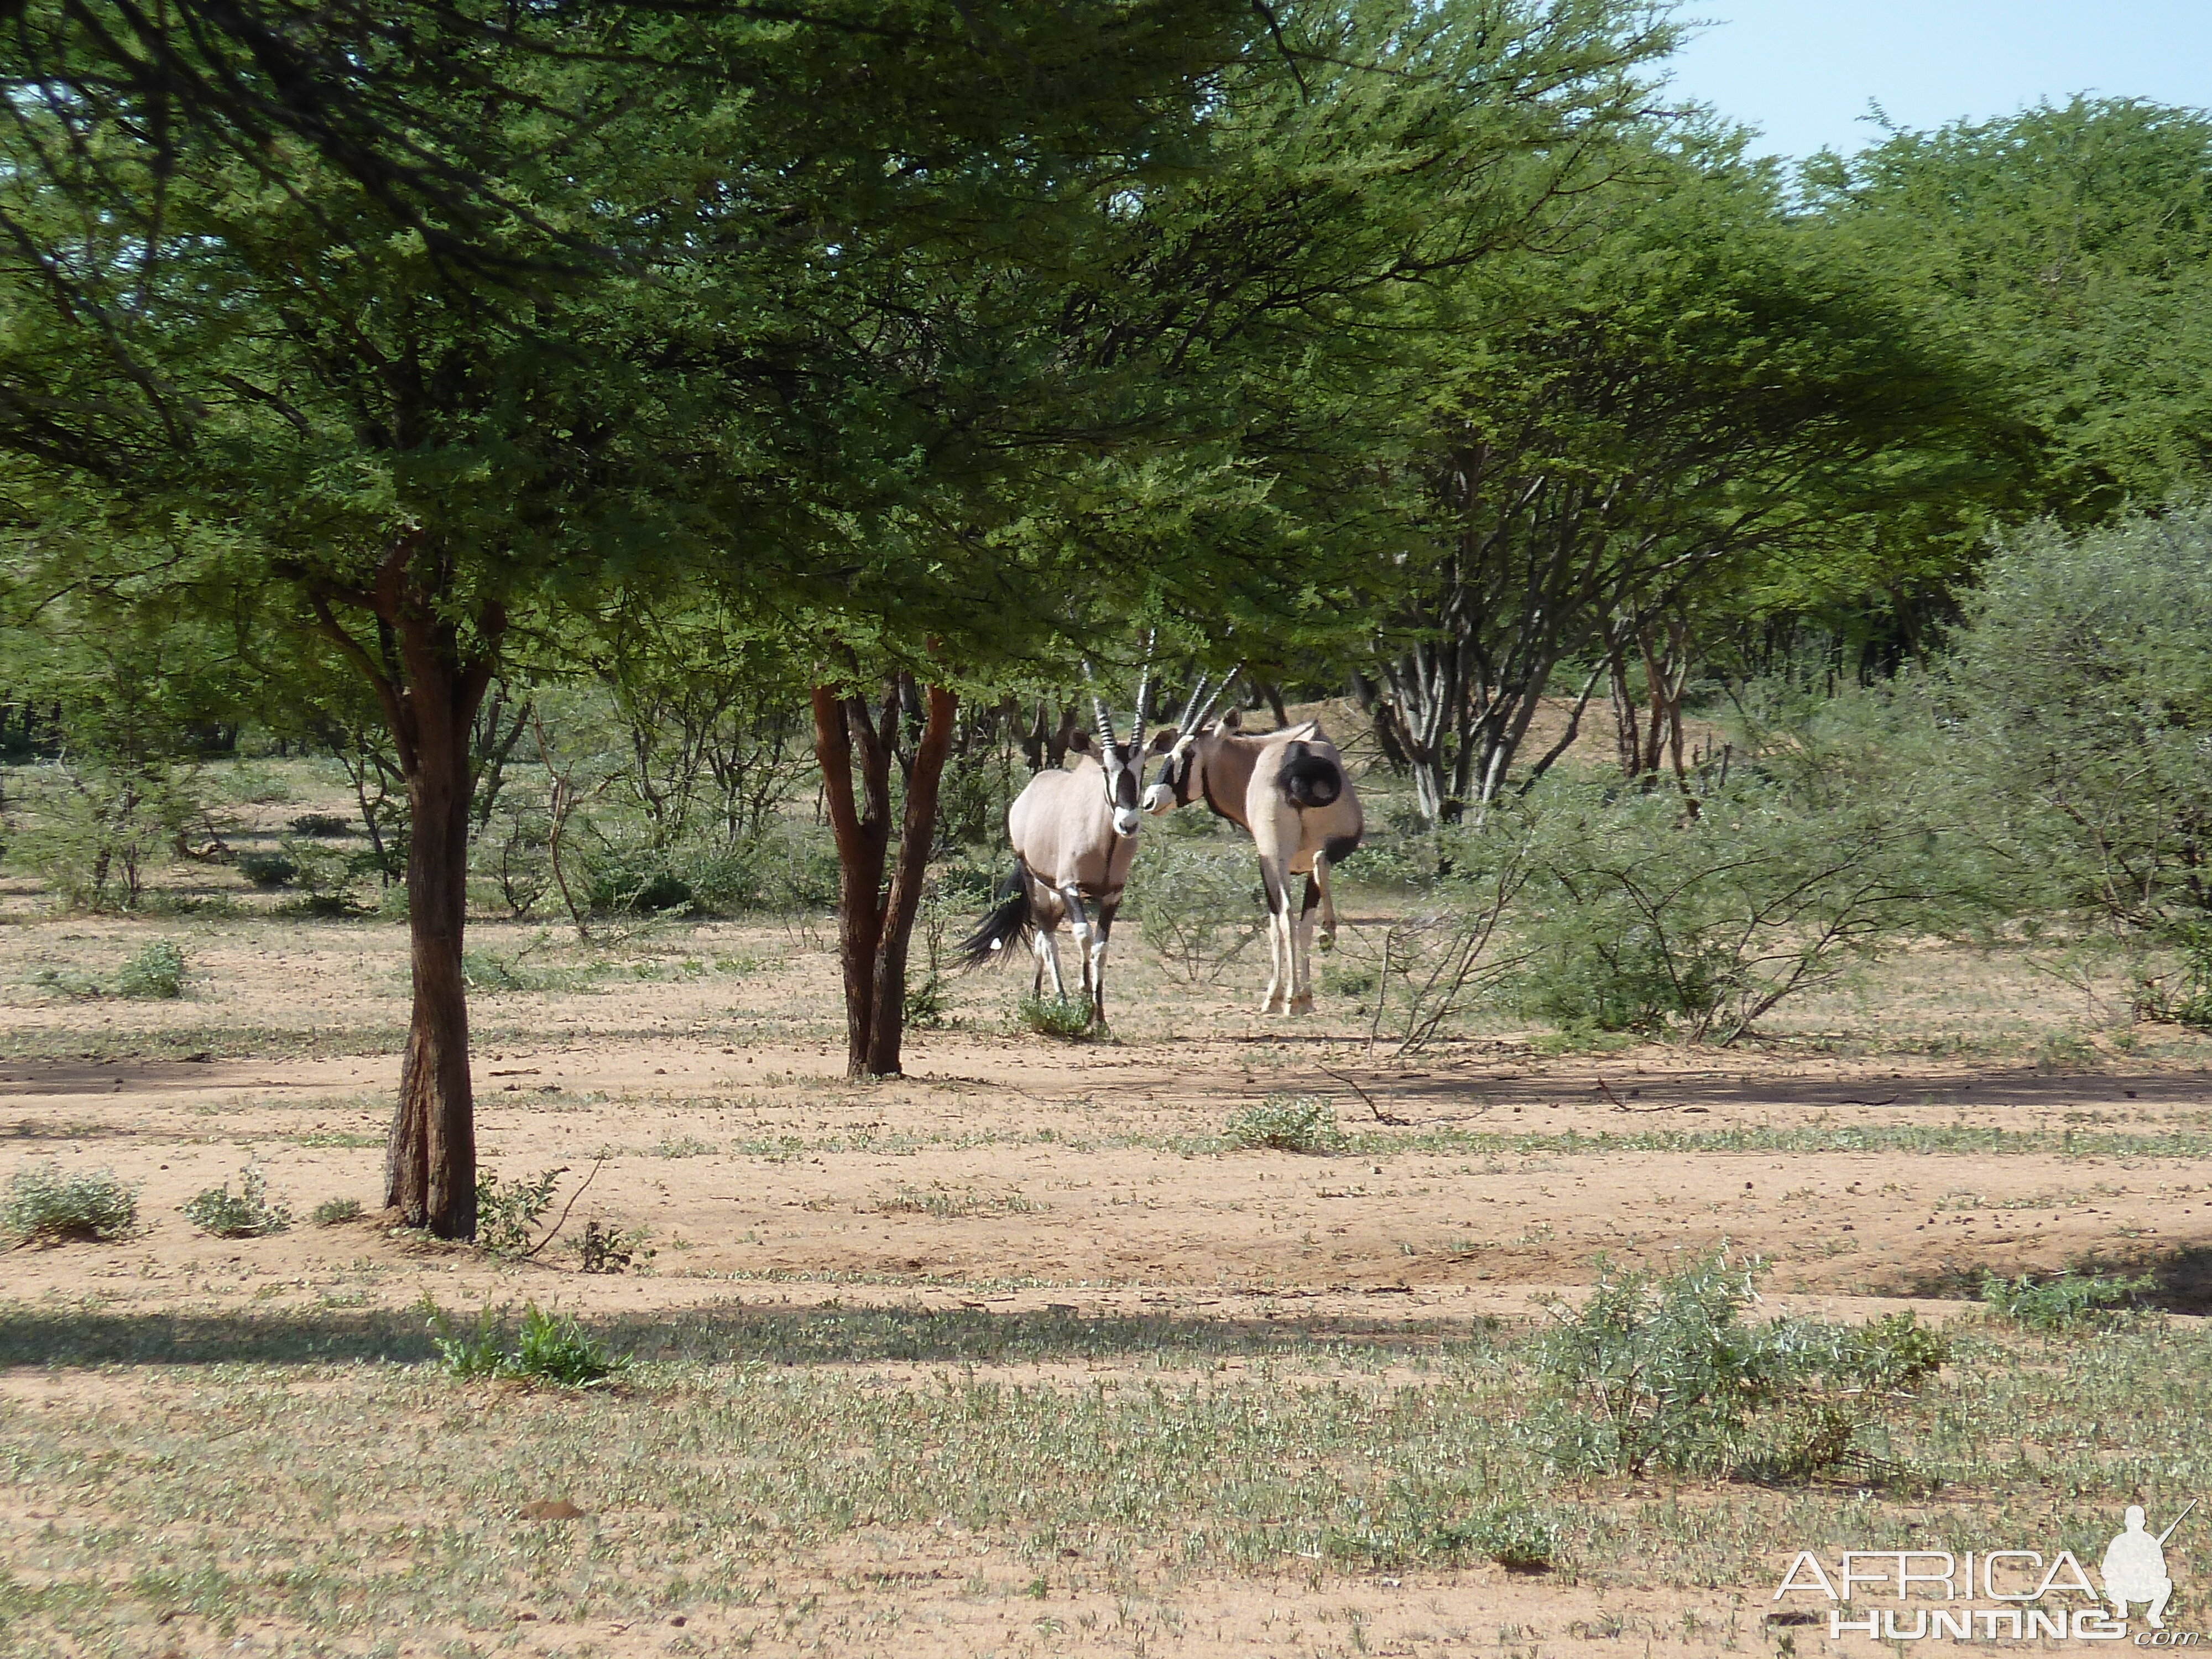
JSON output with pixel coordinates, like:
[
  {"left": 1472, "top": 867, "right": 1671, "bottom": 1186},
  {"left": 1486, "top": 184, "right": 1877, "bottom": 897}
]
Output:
[{"left": 310, "top": 1197, "right": 363, "bottom": 1227}]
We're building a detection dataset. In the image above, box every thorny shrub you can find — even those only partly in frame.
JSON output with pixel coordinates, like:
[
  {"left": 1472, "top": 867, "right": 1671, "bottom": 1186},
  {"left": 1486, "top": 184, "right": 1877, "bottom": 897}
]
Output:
[{"left": 474, "top": 1166, "right": 566, "bottom": 1256}]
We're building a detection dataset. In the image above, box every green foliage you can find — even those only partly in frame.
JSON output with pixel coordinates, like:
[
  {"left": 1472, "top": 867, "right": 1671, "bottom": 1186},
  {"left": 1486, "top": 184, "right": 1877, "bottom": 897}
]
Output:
[
  {"left": 12, "top": 759, "right": 203, "bottom": 911},
  {"left": 1536, "top": 1255, "right": 1948, "bottom": 1478},
  {"left": 425, "top": 1300, "right": 623, "bottom": 1387},
  {"left": 2141, "top": 932, "right": 2212, "bottom": 1029},
  {"left": 474, "top": 1167, "right": 565, "bottom": 1258},
  {"left": 571, "top": 1220, "right": 655, "bottom": 1276},
  {"left": 1806, "top": 98, "right": 2212, "bottom": 521},
  {"left": 1937, "top": 505, "right": 2212, "bottom": 933},
  {"left": 2, "top": 1163, "right": 137, "bottom": 1245},
  {"left": 288, "top": 813, "right": 351, "bottom": 837},
  {"left": 235, "top": 850, "right": 298, "bottom": 889},
  {"left": 1223, "top": 1095, "right": 1344, "bottom": 1154},
  {"left": 1510, "top": 740, "right": 1973, "bottom": 1043},
  {"left": 1018, "top": 995, "right": 1098, "bottom": 1041},
  {"left": 459, "top": 951, "right": 557, "bottom": 995},
  {"left": 30, "top": 936, "right": 187, "bottom": 1000},
  {"left": 181, "top": 1167, "right": 293, "bottom": 1238},
  {"left": 1979, "top": 1270, "right": 2153, "bottom": 1332},
  {"left": 113, "top": 939, "right": 186, "bottom": 1000},
  {"left": 310, "top": 1197, "right": 363, "bottom": 1227},
  {"left": 1129, "top": 840, "right": 1265, "bottom": 983}
]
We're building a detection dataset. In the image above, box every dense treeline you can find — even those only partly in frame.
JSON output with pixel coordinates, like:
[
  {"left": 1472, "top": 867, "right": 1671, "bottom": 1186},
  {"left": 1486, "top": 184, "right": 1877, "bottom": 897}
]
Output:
[{"left": 1, "top": 0, "right": 2205, "bottom": 1235}]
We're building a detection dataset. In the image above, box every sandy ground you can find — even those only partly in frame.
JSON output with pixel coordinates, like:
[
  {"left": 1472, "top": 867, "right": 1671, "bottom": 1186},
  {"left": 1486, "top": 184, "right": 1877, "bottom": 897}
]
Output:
[{"left": 3, "top": 815, "right": 2210, "bottom": 1653}]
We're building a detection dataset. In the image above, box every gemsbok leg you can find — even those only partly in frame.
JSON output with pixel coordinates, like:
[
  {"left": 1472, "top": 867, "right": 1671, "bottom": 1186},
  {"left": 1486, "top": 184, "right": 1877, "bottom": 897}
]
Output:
[
  {"left": 1258, "top": 859, "right": 1292, "bottom": 1015},
  {"left": 1090, "top": 898, "right": 1121, "bottom": 1026},
  {"left": 1312, "top": 852, "right": 1339, "bottom": 952},
  {"left": 1059, "top": 885, "right": 1101, "bottom": 1020},
  {"left": 1288, "top": 871, "right": 1322, "bottom": 1013}
]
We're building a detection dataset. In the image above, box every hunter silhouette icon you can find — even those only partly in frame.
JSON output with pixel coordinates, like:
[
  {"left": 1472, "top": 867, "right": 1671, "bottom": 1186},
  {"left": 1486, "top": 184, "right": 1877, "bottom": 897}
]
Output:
[{"left": 2103, "top": 1500, "right": 2194, "bottom": 1628}]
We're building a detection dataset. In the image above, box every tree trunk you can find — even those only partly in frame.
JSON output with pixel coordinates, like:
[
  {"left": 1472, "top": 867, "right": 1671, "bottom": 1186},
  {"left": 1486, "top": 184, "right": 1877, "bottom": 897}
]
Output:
[
  {"left": 813, "top": 677, "right": 957, "bottom": 1078},
  {"left": 301, "top": 539, "right": 500, "bottom": 1241},
  {"left": 864, "top": 684, "right": 955, "bottom": 1077},
  {"left": 382, "top": 609, "right": 498, "bottom": 1239}
]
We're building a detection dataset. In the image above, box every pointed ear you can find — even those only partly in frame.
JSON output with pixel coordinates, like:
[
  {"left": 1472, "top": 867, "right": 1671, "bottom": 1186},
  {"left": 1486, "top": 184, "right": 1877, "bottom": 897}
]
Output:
[
  {"left": 1065, "top": 729, "right": 1092, "bottom": 754},
  {"left": 1146, "top": 726, "right": 1180, "bottom": 755},
  {"left": 1215, "top": 707, "right": 1242, "bottom": 733}
]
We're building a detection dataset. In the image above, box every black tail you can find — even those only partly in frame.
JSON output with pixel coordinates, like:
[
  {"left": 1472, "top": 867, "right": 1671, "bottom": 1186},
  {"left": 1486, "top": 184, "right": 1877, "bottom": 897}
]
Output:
[
  {"left": 959, "top": 867, "right": 1034, "bottom": 971},
  {"left": 1277, "top": 740, "right": 1343, "bottom": 809}
]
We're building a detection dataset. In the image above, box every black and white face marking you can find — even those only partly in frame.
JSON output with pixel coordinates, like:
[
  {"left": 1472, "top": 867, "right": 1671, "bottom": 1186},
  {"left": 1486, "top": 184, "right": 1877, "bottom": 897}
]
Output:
[
  {"left": 1144, "top": 732, "right": 1198, "bottom": 814},
  {"left": 1100, "top": 740, "right": 1145, "bottom": 838}
]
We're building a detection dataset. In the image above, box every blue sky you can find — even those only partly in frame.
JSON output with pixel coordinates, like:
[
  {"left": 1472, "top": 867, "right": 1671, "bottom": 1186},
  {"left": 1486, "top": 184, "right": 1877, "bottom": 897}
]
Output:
[{"left": 1658, "top": 0, "right": 2212, "bottom": 160}]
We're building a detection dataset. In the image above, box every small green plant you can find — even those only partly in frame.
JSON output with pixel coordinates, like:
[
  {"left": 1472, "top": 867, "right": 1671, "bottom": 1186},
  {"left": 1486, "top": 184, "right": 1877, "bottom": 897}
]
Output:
[
  {"left": 181, "top": 1167, "right": 293, "bottom": 1237},
  {"left": 288, "top": 813, "right": 352, "bottom": 837},
  {"left": 235, "top": 849, "right": 299, "bottom": 888},
  {"left": 2157, "top": 933, "right": 2212, "bottom": 1027},
  {"left": 460, "top": 950, "right": 551, "bottom": 993},
  {"left": 2, "top": 1164, "right": 138, "bottom": 1245},
  {"left": 1018, "top": 994, "right": 1097, "bottom": 1040},
  {"left": 425, "top": 1298, "right": 624, "bottom": 1386},
  {"left": 1537, "top": 1255, "right": 1948, "bottom": 1479},
  {"left": 571, "top": 1219, "right": 655, "bottom": 1274},
  {"left": 1979, "top": 1269, "right": 2153, "bottom": 1331},
  {"left": 311, "top": 1197, "right": 363, "bottom": 1227},
  {"left": 1223, "top": 1094, "right": 1343, "bottom": 1153},
  {"left": 475, "top": 1165, "right": 565, "bottom": 1256},
  {"left": 114, "top": 938, "right": 187, "bottom": 999}
]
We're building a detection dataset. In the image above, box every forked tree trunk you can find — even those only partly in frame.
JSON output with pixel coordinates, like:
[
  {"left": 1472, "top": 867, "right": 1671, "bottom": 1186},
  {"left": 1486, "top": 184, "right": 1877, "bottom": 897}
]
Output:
[
  {"left": 302, "top": 538, "right": 499, "bottom": 1240},
  {"left": 812, "top": 676, "right": 957, "bottom": 1078}
]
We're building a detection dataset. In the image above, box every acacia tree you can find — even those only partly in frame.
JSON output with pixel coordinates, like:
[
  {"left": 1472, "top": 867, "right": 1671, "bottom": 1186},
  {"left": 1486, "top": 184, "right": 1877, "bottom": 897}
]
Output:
[
  {"left": 1359, "top": 149, "right": 2008, "bottom": 818},
  {"left": 1803, "top": 97, "right": 2212, "bottom": 525},
  {"left": 0, "top": 1, "right": 1267, "bottom": 1223}
]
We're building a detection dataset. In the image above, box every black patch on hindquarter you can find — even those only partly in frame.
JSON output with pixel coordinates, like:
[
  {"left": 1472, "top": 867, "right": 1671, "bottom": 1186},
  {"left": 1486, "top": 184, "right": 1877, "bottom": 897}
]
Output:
[
  {"left": 1323, "top": 831, "right": 1362, "bottom": 864},
  {"left": 1276, "top": 742, "right": 1342, "bottom": 809}
]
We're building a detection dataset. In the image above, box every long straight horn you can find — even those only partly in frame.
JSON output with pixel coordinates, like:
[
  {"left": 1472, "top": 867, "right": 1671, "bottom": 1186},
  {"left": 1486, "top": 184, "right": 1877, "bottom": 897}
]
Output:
[
  {"left": 1175, "top": 673, "right": 1212, "bottom": 734},
  {"left": 1081, "top": 659, "right": 1118, "bottom": 748},
  {"left": 1193, "top": 664, "right": 1240, "bottom": 731},
  {"left": 1131, "top": 628, "right": 1156, "bottom": 753}
]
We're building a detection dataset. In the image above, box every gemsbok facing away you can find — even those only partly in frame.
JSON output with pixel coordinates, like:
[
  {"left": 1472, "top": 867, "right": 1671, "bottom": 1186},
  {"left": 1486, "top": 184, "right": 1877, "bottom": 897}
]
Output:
[
  {"left": 1142, "top": 677, "right": 1364, "bottom": 1014},
  {"left": 960, "top": 666, "right": 1174, "bottom": 1026}
]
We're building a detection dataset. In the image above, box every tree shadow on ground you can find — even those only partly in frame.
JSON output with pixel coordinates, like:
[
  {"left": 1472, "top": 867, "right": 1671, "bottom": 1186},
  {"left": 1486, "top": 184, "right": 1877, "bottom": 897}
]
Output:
[
  {"left": 1883, "top": 1243, "right": 2212, "bottom": 1316},
  {"left": 0, "top": 1299, "right": 1499, "bottom": 1371}
]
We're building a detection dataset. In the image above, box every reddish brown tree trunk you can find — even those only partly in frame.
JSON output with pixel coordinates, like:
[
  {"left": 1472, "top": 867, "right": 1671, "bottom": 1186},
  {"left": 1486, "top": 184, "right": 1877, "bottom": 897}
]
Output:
[
  {"left": 812, "top": 676, "right": 958, "bottom": 1078},
  {"left": 304, "top": 537, "right": 498, "bottom": 1240},
  {"left": 385, "top": 627, "right": 484, "bottom": 1238}
]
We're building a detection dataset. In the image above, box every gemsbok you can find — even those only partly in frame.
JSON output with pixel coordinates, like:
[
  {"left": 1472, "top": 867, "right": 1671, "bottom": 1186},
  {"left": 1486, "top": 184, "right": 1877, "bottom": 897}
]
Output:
[
  {"left": 1142, "top": 676, "right": 1364, "bottom": 1014},
  {"left": 960, "top": 664, "right": 1175, "bottom": 1026}
]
